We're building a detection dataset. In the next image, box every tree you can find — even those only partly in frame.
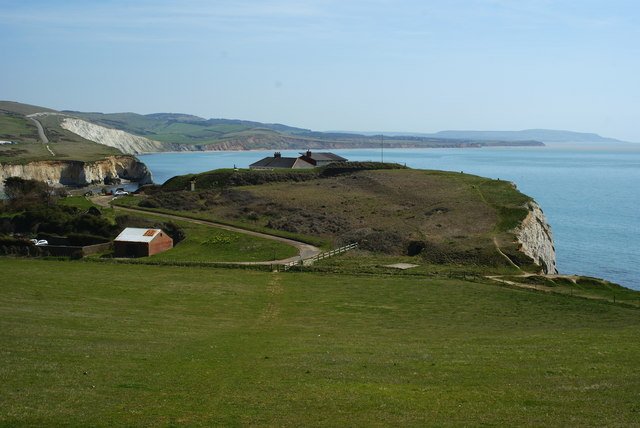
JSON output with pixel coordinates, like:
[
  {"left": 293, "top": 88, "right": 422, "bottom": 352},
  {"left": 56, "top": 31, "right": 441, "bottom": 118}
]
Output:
[
  {"left": 162, "top": 222, "right": 185, "bottom": 244},
  {"left": 3, "top": 177, "right": 55, "bottom": 208}
]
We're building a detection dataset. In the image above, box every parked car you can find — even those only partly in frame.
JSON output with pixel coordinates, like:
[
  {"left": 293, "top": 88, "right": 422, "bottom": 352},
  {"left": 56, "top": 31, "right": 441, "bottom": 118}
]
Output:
[
  {"left": 113, "top": 190, "right": 129, "bottom": 196},
  {"left": 30, "top": 239, "right": 48, "bottom": 246}
]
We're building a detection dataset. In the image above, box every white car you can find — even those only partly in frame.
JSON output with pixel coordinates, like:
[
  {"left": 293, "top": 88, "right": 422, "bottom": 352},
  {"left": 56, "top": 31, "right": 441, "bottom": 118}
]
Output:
[
  {"left": 30, "top": 239, "right": 48, "bottom": 246},
  {"left": 113, "top": 190, "right": 129, "bottom": 196}
]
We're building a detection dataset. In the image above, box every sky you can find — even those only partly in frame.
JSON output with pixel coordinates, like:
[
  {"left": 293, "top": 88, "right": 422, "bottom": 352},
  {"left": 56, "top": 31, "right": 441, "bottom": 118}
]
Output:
[{"left": 1, "top": 0, "right": 639, "bottom": 141}]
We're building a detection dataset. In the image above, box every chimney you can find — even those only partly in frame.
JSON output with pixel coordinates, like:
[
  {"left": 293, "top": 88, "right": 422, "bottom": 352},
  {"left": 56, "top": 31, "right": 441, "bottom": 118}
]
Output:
[
  {"left": 306, "top": 150, "right": 312, "bottom": 157},
  {"left": 274, "top": 152, "right": 281, "bottom": 158}
]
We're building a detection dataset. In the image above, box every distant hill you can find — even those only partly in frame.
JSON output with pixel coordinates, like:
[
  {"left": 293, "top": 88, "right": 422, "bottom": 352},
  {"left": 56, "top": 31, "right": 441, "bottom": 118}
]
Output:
[
  {"left": 60, "top": 110, "right": 544, "bottom": 151},
  {"left": 430, "top": 129, "right": 627, "bottom": 144},
  {"left": 62, "top": 111, "right": 312, "bottom": 142},
  {"left": 352, "top": 129, "right": 631, "bottom": 144},
  {"left": 2, "top": 101, "right": 547, "bottom": 161}
]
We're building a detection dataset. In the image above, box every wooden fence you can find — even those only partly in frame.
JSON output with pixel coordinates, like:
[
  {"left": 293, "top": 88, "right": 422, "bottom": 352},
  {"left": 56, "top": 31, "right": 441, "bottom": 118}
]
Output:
[{"left": 280, "top": 243, "right": 358, "bottom": 271}]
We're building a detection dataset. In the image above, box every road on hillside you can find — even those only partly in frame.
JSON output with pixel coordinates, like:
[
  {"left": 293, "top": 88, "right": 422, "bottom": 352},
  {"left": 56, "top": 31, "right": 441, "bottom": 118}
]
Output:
[
  {"left": 26, "top": 115, "right": 49, "bottom": 144},
  {"left": 92, "top": 196, "right": 322, "bottom": 265},
  {"left": 26, "top": 114, "right": 56, "bottom": 156}
]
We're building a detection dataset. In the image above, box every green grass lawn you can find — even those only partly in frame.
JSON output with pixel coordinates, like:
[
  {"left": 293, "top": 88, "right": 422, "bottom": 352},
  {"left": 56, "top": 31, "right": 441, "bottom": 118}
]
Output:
[
  {"left": 109, "top": 206, "right": 299, "bottom": 263},
  {"left": 147, "top": 218, "right": 298, "bottom": 263},
  {"left": 58, "top": 195, "right": 98, "bottom": 210},
  {"left": 1, "top": 259, "right": 639, "bottom": 427},
  {"left": 497, "top": 274, "right": 640, "bottom": 307},
  {"left": 112, "top": 197, "right": 330, "bottom": 249}
]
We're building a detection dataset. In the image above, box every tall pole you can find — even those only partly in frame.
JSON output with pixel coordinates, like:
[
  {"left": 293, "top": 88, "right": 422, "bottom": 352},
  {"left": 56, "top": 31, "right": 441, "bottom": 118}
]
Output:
[{"left": 381, "top": 134, "right": 384, "bottom": 163}]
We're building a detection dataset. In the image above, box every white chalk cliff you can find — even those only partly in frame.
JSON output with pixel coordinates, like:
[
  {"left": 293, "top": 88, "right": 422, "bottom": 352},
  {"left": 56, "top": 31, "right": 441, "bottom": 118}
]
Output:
[
  {"left": 515, "top": 201, "right": 557, "bottom": 274},
  {"left": 60, "top": 118, "right": 166, "bottom": 154},
  {"left": 0, "top": 155, "right": 153, "bottom": 191}
]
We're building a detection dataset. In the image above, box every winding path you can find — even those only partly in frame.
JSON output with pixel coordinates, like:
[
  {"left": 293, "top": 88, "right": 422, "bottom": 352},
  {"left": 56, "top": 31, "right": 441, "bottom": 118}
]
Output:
[{"left": 92, "top": 196, "right": 322, "bottom": 265}]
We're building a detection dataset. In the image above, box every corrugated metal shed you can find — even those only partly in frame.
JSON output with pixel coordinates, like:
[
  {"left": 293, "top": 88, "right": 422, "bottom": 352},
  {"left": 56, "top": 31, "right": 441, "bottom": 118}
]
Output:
[
  {"left": 113, "top": 228, "right": 174, "bottom": 257},
  {"left": 114, "top": 228, "right": 163, "bottom": 243}
]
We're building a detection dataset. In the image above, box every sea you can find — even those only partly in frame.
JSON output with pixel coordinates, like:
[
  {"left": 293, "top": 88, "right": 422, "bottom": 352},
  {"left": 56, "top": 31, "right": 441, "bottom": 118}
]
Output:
[{"left": 139, "top": 145, "right": 640, "bottom": 290}]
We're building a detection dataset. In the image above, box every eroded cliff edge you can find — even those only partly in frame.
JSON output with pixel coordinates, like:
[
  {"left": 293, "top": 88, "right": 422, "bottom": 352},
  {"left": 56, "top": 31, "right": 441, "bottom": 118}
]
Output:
[
  {"left": 60, "top": 118, "right": 166, "bottom": 154},
  {"left": 514, "top": 201, "right": 557, "bottom": 274},
  {"left": 0, "top": 155, "right": 153, "bottom": 191}
]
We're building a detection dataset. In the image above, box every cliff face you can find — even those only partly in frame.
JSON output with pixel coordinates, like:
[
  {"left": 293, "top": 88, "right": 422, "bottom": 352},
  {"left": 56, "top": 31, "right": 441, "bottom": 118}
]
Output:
[
  {"left": 515, "top": 201, "right": 557, "bottom": 274},
  {"left": 60, "top": 118, "right": 166, "bottom": 154},
  {"left": 0, "top": 155, "right": 153, "bottom": 190}
]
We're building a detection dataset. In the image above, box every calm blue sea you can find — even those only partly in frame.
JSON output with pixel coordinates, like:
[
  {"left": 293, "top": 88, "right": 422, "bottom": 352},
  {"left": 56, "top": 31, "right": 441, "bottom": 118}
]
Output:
[{"left": 139, "top": 146, "right": 640, "bottom": 290}]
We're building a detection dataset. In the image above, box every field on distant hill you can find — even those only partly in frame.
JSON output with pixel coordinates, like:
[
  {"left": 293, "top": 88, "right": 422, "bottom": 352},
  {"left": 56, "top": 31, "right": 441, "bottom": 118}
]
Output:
[
  {"left": 2, "top": 259, "right": 640, "bottom": 426},
  {"left": 0, "top": 102, "right": 122, "bottom": 163}
]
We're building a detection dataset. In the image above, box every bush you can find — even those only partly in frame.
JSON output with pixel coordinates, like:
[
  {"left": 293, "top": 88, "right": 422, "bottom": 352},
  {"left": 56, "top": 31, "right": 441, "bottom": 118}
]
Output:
[
  {"left": 139, "top": 198, "right": 161, "bottom": 208},
  {"left": 418, "top": 241, "right": 509, "bottom": 267},
  {"left": 71, "top": 213, "right": 115, "bottom": 238},
  {"left": 407, "top": 240, "right": 427, "bottom": 256},
  {"left": 115, "top": 215, "right": 157, "bottom": 230},
  {"left": 11, "top": 205, "right": 77, "bottom": 235},
  {"left": 67, "top": 233, "right": 111, "bottom": 246},
  {"left": 162, "top": 222, "right": 185, "bottom": 244},
  {"left": 136, "top": 192, "right": 200, "bottom": 211},
  {"left": 3, "top": 176, "right": 56, "bottom": 208},
  {"left": 0, "top": 237, "right": 41, "bottom": 256},
  {"left": 0, "top": 218, "right": 14, "bottom": 236},
  {"left": 339, "top": 228, "right": 407, "bottom": 254}
]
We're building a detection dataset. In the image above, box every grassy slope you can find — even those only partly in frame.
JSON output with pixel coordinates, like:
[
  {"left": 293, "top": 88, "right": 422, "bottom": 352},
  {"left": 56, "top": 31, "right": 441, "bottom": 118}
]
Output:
[
  {"left": 150, "top": 167, "right": 534, "bottom": 270},
  {"left": 0, "top": 101, "right": 57, "bottom": 116},
  {"left": 66, "top": 111, "right": 273, "bottom": 145},
  {"left": 0, "top": 103, "right": 122, "bottom": 163},
  {"left": 1, "top": 258, "right": 639, "bottom": 427},
  {"left": 58, "top": 196, "right": 298, "bottom": 262},
  {"left": 128, "top": 213, "right": 298, "bottom": 263}
]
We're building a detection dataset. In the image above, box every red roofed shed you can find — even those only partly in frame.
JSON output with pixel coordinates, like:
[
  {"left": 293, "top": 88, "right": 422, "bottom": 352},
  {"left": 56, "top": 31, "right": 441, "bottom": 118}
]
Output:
[{"left": 113, "top": 227, "right": 174, "bottom": 258}]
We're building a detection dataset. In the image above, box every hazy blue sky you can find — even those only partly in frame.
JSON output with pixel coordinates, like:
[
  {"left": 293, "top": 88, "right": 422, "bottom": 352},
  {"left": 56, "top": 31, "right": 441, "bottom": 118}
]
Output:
[{"left": 2, "top": 0, "right": 639, "bottom": 141}]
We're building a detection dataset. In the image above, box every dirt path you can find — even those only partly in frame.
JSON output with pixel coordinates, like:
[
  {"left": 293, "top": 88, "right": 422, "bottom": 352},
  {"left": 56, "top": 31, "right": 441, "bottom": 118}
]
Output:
[
  {"left": 92, "top": 196, "right": 322, "bottom": 265},
  {"left": 486, "top": 273, "right": 580, "bottom": 292}
]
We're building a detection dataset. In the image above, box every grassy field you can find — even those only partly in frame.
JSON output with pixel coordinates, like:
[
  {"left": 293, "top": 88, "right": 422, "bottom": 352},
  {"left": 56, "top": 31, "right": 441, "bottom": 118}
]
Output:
[
  {"left": 112, "top": 196, "right": 330, "bottom": 249},
  {"left": 1, "top": 258, "right": 640, "bottom": 426},
  {"left": 0, "top": 115, "right": 39, "bottom": 142},
  {"left": 57, "top": 196, "right": 299, "bottom": 263},
  {"left": 138, "top": 167, "right": 538, "bottom": 271},
  {"left": 112, "top": 203, "right": 299, "bottom": 263},
  {"left": 141, "top": 216, "right": 298, "bottom": 263},
  {"left": 0, "top": 104, "right": 122, "bottom": 163}
]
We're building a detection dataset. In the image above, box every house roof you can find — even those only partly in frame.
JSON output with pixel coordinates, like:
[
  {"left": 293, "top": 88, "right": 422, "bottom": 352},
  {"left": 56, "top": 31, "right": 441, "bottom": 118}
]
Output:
[
  {"left": 249, "top": 156, "right": 314, "bottom": 169},
  {"left": 114, "top": 227, "right": 165, "bottom": 243},
  {"left": 299, "top": 152, "right": 348, "bottom": 162}
]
